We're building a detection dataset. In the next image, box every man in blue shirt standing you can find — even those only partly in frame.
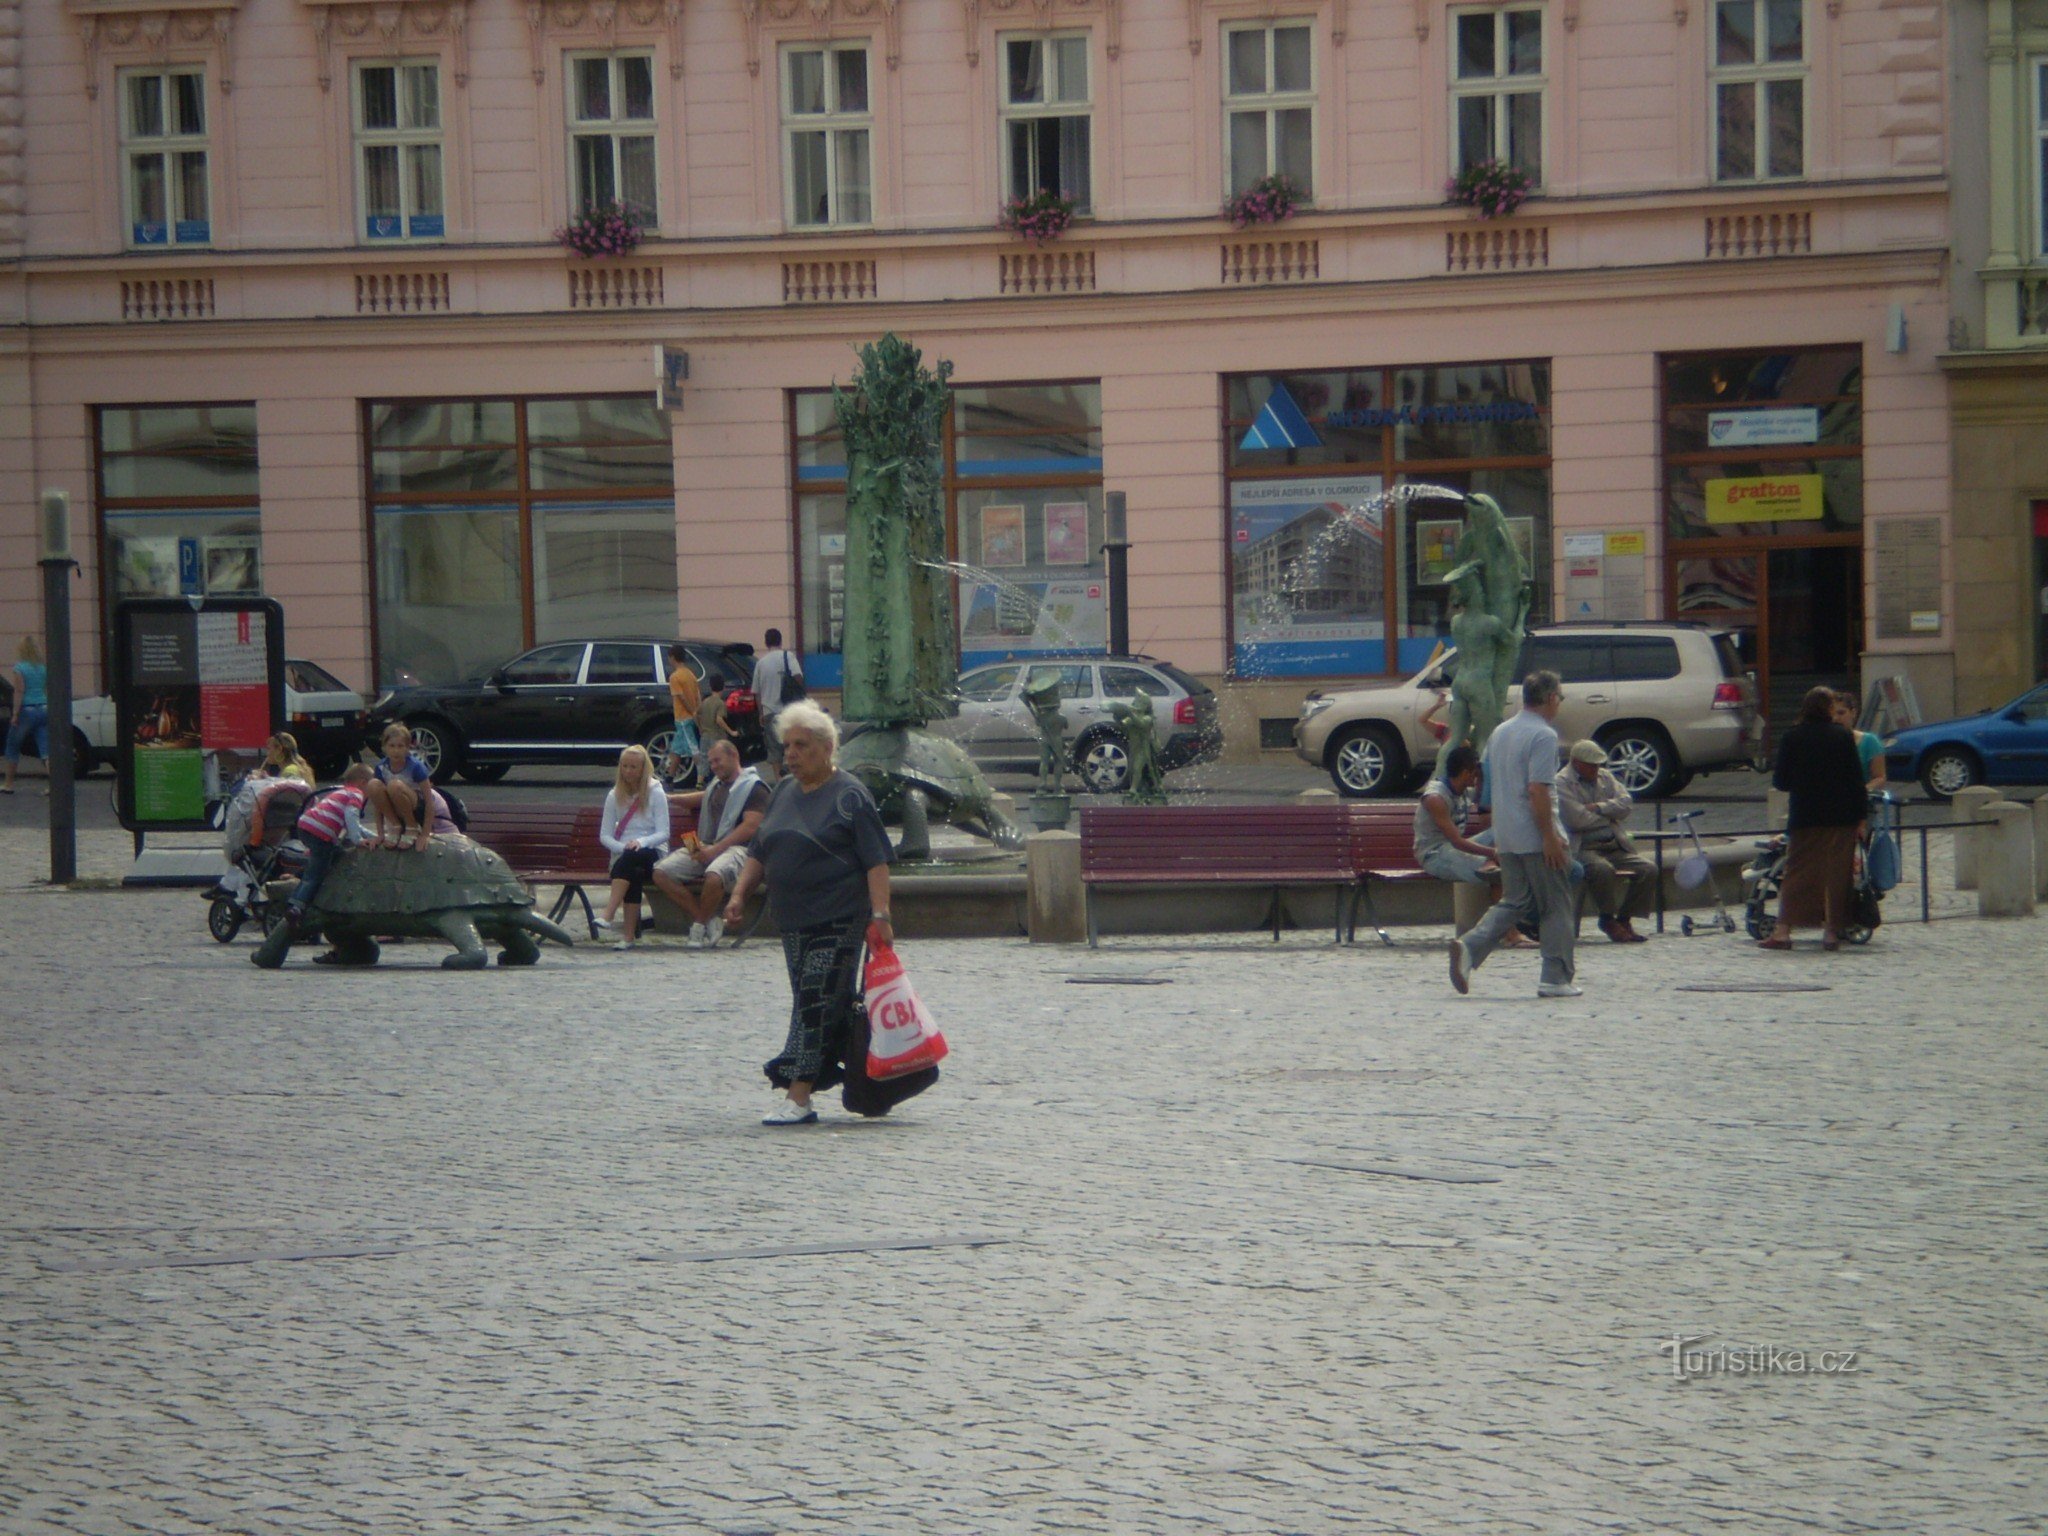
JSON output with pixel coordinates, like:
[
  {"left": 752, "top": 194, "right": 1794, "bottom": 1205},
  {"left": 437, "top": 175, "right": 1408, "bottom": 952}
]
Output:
[{"left": 1450, "top": 670, "right": 1581, "bottom": 999}]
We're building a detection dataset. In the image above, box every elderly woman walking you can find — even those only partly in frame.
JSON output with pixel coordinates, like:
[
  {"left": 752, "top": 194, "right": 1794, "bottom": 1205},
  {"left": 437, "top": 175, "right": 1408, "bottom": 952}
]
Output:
[
  {"left": 1761, "top": 685, "right": 1869, "bottom": 952},
  {"left": 726, "top": 702, "right": 933, "bottom": 1125}
]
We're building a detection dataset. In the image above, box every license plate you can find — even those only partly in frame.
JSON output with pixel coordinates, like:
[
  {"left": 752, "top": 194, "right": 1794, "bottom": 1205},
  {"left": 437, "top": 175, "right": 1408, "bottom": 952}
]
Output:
[{"left": 318, "top": 715, "right": 347, "bottom": 727}]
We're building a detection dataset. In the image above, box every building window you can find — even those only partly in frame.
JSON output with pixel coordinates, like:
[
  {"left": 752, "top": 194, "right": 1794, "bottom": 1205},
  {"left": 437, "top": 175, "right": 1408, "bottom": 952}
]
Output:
[
  {"left": 1001, "top": 34, "right": 1091, "bottom": 211},
  {"left": 2035, "top": 59, "right": 2048, "bottom": 255},
  {"left": 568, "top": 52, "right": 657, "bottom": 220},
  {"left": 1224, "top": 364, "right": 1552, "bottom": 679},
  {"left": 355, "top": 61, "right": 444, "bottom": 241},
  {"left": 1450, "top": 6, "right": 1543, "bottom": 179},
  {"left": 121, "top": 69, "right": 210, "bottom": 246},
  {"left": 783, "top": 43, "right": 872, "bottom": 227},
  {"left": 1223, "top": 21, "right": 1314, "bottom": 199},
  {"left": 368, "top": 396, "right": 677, "bottom": 687},
  {"left": 95, "top": 405, "right": 260, "bottom": 667},
  {"left": 792, "top": 382, "right": 1104, "bottom": 687},
  {"left": 1710, "top": 0, "right": 1804, "bottom": 182}
]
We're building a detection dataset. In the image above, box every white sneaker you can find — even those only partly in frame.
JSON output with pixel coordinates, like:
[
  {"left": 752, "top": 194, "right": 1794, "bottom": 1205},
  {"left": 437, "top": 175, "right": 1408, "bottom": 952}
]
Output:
[
  {"left": 762, "top": 1097, "right": 818, "bottom": 1126},
  {"left": 687, "top": 922, "right": 708, "bottom": 949},
  {"left": 612, "top": 938, "right": 637, "bottom": 952},
  {"left": 1536, "top": 982, "right": 1583, "bottom": 998},
  {"left": 593, "top": 916, "right": 618, "bottom": 933},
  {"left": 1449, "top": 937, "right": 1470, "bottom": 995},
  {"left": 705, "top": 914, "right": 727, "bottom": 946}
]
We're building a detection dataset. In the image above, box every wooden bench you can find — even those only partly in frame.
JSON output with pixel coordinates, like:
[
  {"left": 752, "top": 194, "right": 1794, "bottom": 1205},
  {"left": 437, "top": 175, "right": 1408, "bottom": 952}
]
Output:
[
  {"left": 462, "top": 803, "right": 614, "bottom": 938},
  {"left": 1078, "top": 804, "right": 1364, "bottom": 946},
  {"left": 1348, "top": 802, "right": 1507, "bottom": 946}
]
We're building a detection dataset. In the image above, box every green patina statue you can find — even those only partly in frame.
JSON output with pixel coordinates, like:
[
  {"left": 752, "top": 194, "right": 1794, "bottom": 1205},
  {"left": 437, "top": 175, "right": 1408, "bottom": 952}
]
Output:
[
  {"left": 1024, "top": 674, "right": 1069, "bottom": 794},
  {"left": 1110, "top": 693, "right": 1168, "bottom": 805},
  {"left": 251, "top": 837, "right": 576, "bottom": 970},
  {"left": 1434, "top": 492, "right": 1530, "bottom": 777}
]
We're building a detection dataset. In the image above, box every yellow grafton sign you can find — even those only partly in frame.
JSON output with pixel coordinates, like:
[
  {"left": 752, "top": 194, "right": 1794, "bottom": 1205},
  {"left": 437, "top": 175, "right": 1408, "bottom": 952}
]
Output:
[{"left": 1704, "top": 473, "right": 1824, "bottom": 524}]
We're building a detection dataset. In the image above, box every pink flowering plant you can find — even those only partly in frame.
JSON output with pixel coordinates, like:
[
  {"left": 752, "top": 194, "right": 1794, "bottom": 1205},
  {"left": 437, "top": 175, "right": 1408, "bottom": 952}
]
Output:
[
  {"left": 1224, "top": 174, "right": 1301, "bottom": 229},
  {"left": 1000, "top": 188, "right": 1076, "bottom": 244},
  {"left": 557, "top": 201, "right": 647, "bottom": 258},
  {"left": 1445, "top": 159, "right": 1535, "bottom": 219}
]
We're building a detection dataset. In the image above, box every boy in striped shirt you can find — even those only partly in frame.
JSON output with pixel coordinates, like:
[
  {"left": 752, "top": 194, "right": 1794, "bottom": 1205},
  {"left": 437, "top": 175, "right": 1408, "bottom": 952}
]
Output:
[{"left": 285, "top": 763, "right": 374, "bottom": 930}]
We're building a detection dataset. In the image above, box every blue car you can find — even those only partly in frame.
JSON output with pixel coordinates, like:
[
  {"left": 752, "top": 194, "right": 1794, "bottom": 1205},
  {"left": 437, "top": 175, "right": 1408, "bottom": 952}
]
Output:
[{"left": 1883, "top": 681, "right": 2048, "bottom": 799}]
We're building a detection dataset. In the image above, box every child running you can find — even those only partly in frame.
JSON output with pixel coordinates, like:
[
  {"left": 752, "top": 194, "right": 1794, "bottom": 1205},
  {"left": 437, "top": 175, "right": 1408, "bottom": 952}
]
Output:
[
  {"left": 365, "top": 722, "right": 434, "bottom": 851},
  {"left": 285, "top": 763, "right": 374, "bottom": 929}
]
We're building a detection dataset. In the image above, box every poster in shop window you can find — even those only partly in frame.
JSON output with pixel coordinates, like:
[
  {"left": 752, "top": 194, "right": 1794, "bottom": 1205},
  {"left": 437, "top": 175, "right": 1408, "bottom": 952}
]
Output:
[
  {"left": 1044, "top": 502, "right": 1090, "bottom": 565},
  {"left": 980, "top": 505, "right": 1027, "bottom": 568},
  {"left": 113, "top": 598, "right": 285, "bottom": 832},
  {"left": 1230, "top": 475, "right": 1385, "bottom": 677}
]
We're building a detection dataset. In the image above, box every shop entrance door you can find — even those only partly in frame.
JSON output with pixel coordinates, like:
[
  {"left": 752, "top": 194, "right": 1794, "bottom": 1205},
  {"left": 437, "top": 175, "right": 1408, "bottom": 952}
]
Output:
[{"left": 1670, "top": 543, "right": 1862, "bottom": 737}]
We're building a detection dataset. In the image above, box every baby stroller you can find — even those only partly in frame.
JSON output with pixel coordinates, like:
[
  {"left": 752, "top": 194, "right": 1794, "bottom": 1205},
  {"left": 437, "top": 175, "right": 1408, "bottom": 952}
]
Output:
[
  {"left": 1743, "top": 790, "right": 1896, "bottom": 944},
  {"left": 206, "top": 777, "right": 313, "bottom": 942}
]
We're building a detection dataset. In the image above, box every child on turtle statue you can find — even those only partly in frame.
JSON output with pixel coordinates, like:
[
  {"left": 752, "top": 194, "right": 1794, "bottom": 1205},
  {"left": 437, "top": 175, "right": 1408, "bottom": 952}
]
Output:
[{"left": 285, "top": 763, "right": 374, "bottom": 932}]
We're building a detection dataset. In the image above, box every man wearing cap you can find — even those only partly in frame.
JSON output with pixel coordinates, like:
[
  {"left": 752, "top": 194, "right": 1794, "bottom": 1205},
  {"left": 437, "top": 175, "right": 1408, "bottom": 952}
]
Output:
[{"left": 1556, "top": 740, "right": 1654, "bottom": 944}]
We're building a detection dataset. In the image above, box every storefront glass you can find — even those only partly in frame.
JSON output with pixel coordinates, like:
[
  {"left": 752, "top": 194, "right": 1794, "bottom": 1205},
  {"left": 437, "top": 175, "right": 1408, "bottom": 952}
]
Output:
[
  {"left": 368, "top": 395, "right": 676, "bottom": 686},
  {"left": 790, "top": 381, "right": 1104, "bottom": 687},
  {"left": 1225, "top": 362, "right": 1551, "bottom": 678}
]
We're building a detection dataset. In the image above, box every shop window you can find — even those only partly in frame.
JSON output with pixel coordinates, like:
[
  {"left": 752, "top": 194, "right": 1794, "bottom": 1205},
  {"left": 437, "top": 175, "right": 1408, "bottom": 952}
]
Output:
[
  {"left": 355, "top": 60, "right": 444, "bottom": 241},
  {"left": 1223, "top": 20, "right": 1314, "bottom": 198},
  {"left": 1710, "top": 0, "right": 1805, "bottom": 182},
  {"left": 368, "top": 396, "right": 676, "bottom": 686},
  {"left": 1450, "top": 5, "right": 1543, "bottom": 180},
  {"left": 1002, "top": 34, "right": 1092, "bottom": 211},
  {"left": 95, "top": 405, "right": 260, "bottom": 669},
  {"left": 791, "top": 382, "right": 1104, "bottom": 683},
  {"left": 1225, "top": 364, "right": 1552, "bottom": 679},
  {"left": 783, "top": 43, "right": 872, "bottom": 227},
  {"left": 568, "top": 52, "right": 657, "bottom": 220},
  {"left": 121, "top": 68, "right": 210, "bottom": 246}
]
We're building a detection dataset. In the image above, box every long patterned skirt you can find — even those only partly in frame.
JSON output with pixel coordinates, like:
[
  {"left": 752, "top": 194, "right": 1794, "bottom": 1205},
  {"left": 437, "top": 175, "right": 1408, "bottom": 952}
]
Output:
[{"left": 1777, "top": 824, "right": 1858, "bottom": 931}]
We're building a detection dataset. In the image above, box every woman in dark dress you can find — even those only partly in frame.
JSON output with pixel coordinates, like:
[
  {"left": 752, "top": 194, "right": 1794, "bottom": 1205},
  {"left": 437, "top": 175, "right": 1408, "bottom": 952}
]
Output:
[
  {"left": 1762, "top": 686, "right": 1868, "bottom": 951},
  {"left": 725, "top": 701, "right": 934, "bottom": 1125}
]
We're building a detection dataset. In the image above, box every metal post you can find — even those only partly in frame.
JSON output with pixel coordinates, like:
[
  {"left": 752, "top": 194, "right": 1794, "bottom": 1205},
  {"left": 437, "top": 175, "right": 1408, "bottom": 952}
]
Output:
[
  {"left": 1919, "top": 825, "right": 1930, "bottom": 924},
  {"left": 1102, "top": 490, "right": 1130, "bottom": 657},
  {"left": 39, "top": 490, "right": 78, "bottom": 885}
]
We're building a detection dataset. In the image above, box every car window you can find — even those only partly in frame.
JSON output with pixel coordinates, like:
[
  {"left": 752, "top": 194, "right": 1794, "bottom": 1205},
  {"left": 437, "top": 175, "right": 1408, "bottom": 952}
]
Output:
[
  {"left": 1024, "top": 663, "right": 1092, "bottom": 700},
  {"left": 959, "top": 665, "right": 1021, "bottom": 702},
  {"left": 286, "top": 660, "right": 348, "bottom": 693},
  {"left": 1607, "top": 637, "right": 1681, "bottom": 682},
  {"left": 1518, "top": 637, "right": 1607, "bottom": 685},
  {"left": 2014, "top": 685, "right": 2048, "bottom": 722},
  {"left": 1153, "top": 662, "right": 1214, "bottom": 697},
  {"left": 588, "top": 642, "right": 658, "bottom": 685},
  {"left": 1101, "top": 665, "right": 1171, "bottom": 699},
  {"left": 502, "top": 644, "right": 585, "bottom": 686}
]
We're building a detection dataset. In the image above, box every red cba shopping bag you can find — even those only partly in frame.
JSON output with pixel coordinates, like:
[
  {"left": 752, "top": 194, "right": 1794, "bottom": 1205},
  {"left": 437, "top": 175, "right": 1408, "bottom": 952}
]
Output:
[{"left": 863, "top": 942, "right": 948, "bottom": 1080}]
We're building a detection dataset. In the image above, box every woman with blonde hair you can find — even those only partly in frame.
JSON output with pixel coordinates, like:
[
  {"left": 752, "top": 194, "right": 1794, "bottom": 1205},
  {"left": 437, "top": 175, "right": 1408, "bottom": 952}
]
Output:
[
  {"left": 4, "top": 636, "right": 50, "bottom": 794},
  {"left": 597, "top": 743, "right": 669, "bottom": 950},
  {"left": 258, "top": 731, "right": 317, "bottom": 786}
]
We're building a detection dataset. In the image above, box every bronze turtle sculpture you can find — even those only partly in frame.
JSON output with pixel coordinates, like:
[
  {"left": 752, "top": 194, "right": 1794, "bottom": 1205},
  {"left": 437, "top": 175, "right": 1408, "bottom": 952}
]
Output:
[
  {"left": 837, "top": 724, "right": 1024, "bottom": 857},
  {"left": 251, "top": 835, "right": 576, "bottom": 970}
]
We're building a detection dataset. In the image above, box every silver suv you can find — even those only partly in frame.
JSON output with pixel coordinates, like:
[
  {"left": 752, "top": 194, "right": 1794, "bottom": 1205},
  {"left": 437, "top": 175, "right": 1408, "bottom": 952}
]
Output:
[{"left": 1293, "top": 623, "right": 1761, "bottom": 799}]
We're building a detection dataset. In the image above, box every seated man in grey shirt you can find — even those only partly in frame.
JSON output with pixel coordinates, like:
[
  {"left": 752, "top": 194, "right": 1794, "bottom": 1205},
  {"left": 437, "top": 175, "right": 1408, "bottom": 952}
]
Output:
[{"left": 1450, "top": 670, "right": 1581, "bottom": 999}]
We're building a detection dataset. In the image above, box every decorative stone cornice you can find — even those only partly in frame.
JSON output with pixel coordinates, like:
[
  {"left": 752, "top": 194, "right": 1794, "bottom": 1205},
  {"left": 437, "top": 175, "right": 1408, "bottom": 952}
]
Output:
[
  {"left": 960, "top": 0, "right": 1121, "bottom": 68},
  {"left": 67, "top": 0, "right": 241, "bottom": 97},
  {"left": 525, "top": 0, "right": 684, "bottom": 83},
  {"left": 740, "top": 0, "right": 899, "bottom": 77},
  {"left": 1189, "top": 0, "right": 1341, "bottom": 57},
  {"left": 299, "top": 1, "right": 472, "bottom": 92}
]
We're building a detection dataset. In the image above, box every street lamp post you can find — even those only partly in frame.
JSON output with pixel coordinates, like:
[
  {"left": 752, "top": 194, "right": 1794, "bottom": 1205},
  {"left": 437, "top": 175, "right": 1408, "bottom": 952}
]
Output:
[
  {"left": 1103, "top": 490, "right": 1130, "bottom": 657},
  {"left": 39, "top": 489, "right": 78, "bottom": 885}
]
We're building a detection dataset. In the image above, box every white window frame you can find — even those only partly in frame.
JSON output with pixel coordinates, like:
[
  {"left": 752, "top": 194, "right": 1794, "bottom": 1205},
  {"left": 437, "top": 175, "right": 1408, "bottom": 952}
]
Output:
[
  {"left": 119, "top": 66, "right": 211, "bottom": 248},
  {"left": 998, "top": 32, "right": 1093, "bottom": 213},
  {"left": 1708, "top": 0, "right": 1807, "bottom": 184},
  {"left": 781, "top": 41, "right": 874, "bottom": 229},
  {"left": 1448, "top": 5, "right": 1545, "bottom": 183},
  {"left": 566, "top": 50, "right": 659, "bottom": 222},
  {"left": 353, "top": 59, "right": 445, "bottom": 244},
  {"left": 1221, "top": 20, "right": 1316, "bottom": 201}
]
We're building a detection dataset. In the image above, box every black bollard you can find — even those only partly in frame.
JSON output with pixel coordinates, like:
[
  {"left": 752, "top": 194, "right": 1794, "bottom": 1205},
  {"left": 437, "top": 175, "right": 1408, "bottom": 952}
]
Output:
[{"left": 39, "top": 489, "right": 79, "bottom": 885}]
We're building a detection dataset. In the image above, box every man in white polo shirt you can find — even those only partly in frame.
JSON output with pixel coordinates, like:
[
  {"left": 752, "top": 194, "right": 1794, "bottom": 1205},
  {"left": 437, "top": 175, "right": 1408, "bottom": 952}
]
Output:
[{"left": 1450, "top": 669, "right": 1580, "bottom": 998}]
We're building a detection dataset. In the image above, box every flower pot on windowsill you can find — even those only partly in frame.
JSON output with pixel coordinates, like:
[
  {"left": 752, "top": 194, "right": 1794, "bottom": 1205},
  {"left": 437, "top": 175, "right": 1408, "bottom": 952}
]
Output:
[
  {"left": 1444, "top": 160, "right": 1535, "bottom": 220},
  {"left": 999, "top": 190, "right": 1076, "bottom": 245},
  {"left": 557, "top": 201, "right": 648, "bottom": 258},
  {"left": 1224, "top": 174, "right": 1303, "bottom": 230}
]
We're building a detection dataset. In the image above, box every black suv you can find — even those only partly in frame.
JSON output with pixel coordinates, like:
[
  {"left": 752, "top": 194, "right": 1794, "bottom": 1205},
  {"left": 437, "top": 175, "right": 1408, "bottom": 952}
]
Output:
[{"left": 366, "top": 638, "right": 760, "bottom": 782}]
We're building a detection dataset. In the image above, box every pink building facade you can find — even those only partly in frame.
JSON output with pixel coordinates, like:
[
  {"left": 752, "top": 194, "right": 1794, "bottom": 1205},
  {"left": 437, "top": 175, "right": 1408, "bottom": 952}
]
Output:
[{"left": 1, "top": 0, "right": 1956, "bottom": 756}]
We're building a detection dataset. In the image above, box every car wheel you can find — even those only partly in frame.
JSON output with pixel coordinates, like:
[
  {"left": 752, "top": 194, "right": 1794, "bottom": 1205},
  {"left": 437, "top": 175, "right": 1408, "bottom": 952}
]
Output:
[
  {"left": 404, "top": 716, "right": 462, "bottom": 783},
  {"left": 71, "top": 729, "right": 95, "bottom": 778},
  {"left": 1327, "top": 725, "right": 1405, "bottom": 798},
  {"left": 1074, "top": 729, "right": 1132, "bottom": 794},
  {"left": 207, "top": 899, "right": 244, "bottom": 944},
  {"left": 641, "top": 721, "right": 678, "bottom": 767},
  {"left": 1919, "top": 747, "right": 1979, "bottom": 801},
  {"left": 1597, "top": 725, "right": 1681, "bottom": 799},
  {"left": 459, "top": 762, "right": 509, "bottom": 784}
]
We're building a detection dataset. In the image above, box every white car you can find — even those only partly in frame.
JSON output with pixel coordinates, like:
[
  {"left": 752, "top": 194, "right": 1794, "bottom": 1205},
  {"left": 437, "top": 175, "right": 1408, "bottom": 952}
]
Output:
[{"left": 69, "top": 659, "right": 369, "bottom": 777}]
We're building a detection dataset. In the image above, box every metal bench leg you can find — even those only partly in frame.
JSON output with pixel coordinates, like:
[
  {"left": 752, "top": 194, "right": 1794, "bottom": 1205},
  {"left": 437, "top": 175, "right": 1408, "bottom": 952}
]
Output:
[
  {"left": 553, "top": 883, "right": 598, "bottom": 940},
  {"left": 1270, "top": 886, "right": 1282, "bottom": 941},
  {"left": 1359, "top": 878, "right": 1395, "bottom": 947},
  {"left": 1086, "top": 887, "right": 1098, "bottom": 948}
]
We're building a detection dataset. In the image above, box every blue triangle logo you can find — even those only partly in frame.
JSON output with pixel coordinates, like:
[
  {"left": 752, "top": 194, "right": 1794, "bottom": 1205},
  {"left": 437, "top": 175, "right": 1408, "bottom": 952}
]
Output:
[{"left": 1239, "top": 383, "right": 1322, "bottom": 450}]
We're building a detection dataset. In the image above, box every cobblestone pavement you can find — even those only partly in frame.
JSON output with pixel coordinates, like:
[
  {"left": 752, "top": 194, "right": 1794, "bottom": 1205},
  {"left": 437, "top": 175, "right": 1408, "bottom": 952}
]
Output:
[{"left": 2, "top": 825, "right": 2044, "bottom": 1535}]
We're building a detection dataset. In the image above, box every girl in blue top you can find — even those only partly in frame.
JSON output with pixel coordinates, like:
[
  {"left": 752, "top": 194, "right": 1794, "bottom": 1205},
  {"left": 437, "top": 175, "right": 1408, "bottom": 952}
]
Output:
[
  {"left": 365, "top": 721, "right": 434, "bottom": 850},
  {"left": 4, "top": 636, "right": 49, "bottom": 795}
]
